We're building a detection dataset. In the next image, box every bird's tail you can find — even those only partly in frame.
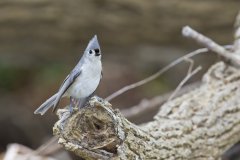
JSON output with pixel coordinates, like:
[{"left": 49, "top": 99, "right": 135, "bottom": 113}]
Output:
[{"left": 34, "top": 93, "right": 58, "bottom": 115}]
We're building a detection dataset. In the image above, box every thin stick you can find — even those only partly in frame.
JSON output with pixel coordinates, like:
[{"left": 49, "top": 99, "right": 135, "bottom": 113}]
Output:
[
  {"left": 32, "top": 136, "right": 60, "bottom": 156},
  {"left": 105, "top": 48, "right": 208, "bottom": 101},
  {"left": 167, "top": 65, "right": 202, "bottom": 102},
  {"left": 234, "top": 11, "right": 240, "bottom": 51},
  {"left": 185, "top": 58, "right": 194, "bottom": 75},
  {"left": 121, "top": 46, "right": 233, "bottom": 119},
  {"left": 182, "top": 26, "right": 240, "bottom": 64},
  {"left": 121, "top": 81, "right": 201, "bottom": 119}
]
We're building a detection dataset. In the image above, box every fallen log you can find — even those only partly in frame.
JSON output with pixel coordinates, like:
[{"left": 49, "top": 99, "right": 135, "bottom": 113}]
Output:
[{"left": 53, "top": 61, "right": 240, "bottom": 159}]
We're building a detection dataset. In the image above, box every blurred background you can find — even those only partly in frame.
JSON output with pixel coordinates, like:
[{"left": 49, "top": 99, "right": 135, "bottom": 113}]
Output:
[{"left": 0, "top": 0, "right": 240, "bottom": 159}]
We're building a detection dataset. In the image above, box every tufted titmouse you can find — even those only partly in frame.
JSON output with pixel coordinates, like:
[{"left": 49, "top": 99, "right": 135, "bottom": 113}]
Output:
[{"left": 34, "top": 35, "right": 102, "bottom": 115}]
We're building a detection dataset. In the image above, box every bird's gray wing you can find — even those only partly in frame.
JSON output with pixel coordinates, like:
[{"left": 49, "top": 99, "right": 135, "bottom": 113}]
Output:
[{"left": 52, "top": 69, "right": 82, "bottom": 112}]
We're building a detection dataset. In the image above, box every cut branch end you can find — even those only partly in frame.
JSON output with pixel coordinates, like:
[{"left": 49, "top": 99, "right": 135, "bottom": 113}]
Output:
[{"left": 53, "top": 96, "right": 125, "bottom": 159}]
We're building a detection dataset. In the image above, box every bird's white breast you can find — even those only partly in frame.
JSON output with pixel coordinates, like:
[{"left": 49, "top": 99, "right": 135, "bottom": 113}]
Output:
[{"left": 66, "top": 60, "right": 102, "bottom": 98}]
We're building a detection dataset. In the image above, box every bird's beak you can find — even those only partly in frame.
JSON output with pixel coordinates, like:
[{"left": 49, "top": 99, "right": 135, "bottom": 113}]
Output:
[
  {"left": 95, "top": 52, "right": 101, "bottom": 56},
  {"left": 94, "top": 48, "right": 100, "bottom": 56}
]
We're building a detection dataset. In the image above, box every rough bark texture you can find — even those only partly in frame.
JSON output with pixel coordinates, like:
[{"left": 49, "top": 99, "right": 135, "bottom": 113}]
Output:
[{"left": 53, "top": 62, "right": 240, "bottom": 160}]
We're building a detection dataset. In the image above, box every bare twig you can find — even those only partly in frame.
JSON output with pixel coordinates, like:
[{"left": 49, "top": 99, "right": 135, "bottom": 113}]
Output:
[
  {"left": 167, "top": 65, "right": 202, "bottom": 102},
  {"left": 27, "top": 137, "right": 61, "bottom": 159},
  {"left": 186, "top": 58, "right": 194, "bottom": 75},
  {"left": 182, "top": 26, "right": 240, "bottom": 64},
  {"left": 33, "top": 137, "right": 60, "bottom": 156},
  {"left": 3, "top": 143, "right": 58, "bottom": 160},
  {"left": 234, "top": 11, "right": 240, "bottom": 51},
  {"left": 119, "top": 45, "right": 230, "bottom": 119},
  {"left": 121, "top": 81, "right": 201, "bottom": 119},
  {"left": 105, "top": 48, "right": 208, "bottom": 101}
]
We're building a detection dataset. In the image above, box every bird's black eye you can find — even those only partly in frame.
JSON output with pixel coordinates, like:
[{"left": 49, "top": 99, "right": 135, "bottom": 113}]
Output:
[
  {"left": 94, "top": 49, "right": 99, "bottom": 53},
  {"left": 89, "top": 50, "right": 93, "bottom": 54}
]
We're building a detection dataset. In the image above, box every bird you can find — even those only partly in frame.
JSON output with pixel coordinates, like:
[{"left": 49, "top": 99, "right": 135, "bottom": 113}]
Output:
[{"left": 34, "top": 35, "right": 102, "bottom": 115}]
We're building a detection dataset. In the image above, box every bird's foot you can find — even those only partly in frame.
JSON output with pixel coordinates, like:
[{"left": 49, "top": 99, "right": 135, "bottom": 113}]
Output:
[
  {"left": 76, "top": 98, "right": 88, "bottom": 110},
  {"left": 69, "top": 97, "right": 79, "bottom": 114},
  {"left": 69, "top": 103, "right": 74, "bottom": 114},
  {"left": 58, "top": 110, "right": 71, "bottom": 130},
  {"left": 77, "top": 101, "right": 84, "bottom": 110}
]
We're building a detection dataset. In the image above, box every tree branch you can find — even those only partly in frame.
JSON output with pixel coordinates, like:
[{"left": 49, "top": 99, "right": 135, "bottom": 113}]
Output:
[
  {"left": 121, "top": 81, "right": 201, "bottom": 120},
  {"left": 182, "top": 26, "right": 240, "bottom": 65},
  {"left": 234, "top": 11, "right": 240, "bottom": 52},
  {"left": 105, "top": 48, "right": 208, "bottom": 101},
  {"left": 167, "top": 61, "right": 201, "bottom": 102},
  {"left": 51, "top": 10, "right": 240, "bottom": 160},
  {"left": 53, "top": 62, "right": 240, "bottom": 159}
]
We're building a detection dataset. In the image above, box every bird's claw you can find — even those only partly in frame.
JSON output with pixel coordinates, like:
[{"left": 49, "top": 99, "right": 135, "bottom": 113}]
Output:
[{"left": 58, "top": 110, "right": 71, "bottom": 130}]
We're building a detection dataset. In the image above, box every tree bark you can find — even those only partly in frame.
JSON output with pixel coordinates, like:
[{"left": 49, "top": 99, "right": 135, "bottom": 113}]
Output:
[{"left": 53, "top": 61, "right": 240, "bottom": 159}]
